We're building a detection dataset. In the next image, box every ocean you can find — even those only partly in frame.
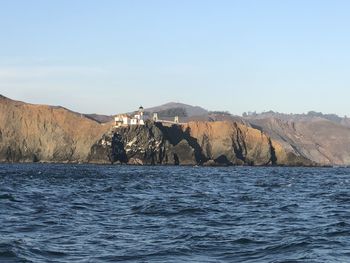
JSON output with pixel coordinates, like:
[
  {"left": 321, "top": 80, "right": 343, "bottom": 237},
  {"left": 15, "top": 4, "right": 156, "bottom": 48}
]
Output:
[{"left": 1, "top": 164, "right": 350, "bottom": 262}]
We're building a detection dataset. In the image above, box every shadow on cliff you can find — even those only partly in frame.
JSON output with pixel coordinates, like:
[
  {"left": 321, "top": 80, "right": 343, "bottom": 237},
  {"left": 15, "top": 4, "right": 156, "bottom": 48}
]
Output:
[
  {"left": 155, "top": 123, "right": 208, "bottom": 164},
  {"left": 111, "top": 133, "right": 128, "bottom": 163},
  {"left": 268, "top": 138, "right": 277, "bottom": 165}
]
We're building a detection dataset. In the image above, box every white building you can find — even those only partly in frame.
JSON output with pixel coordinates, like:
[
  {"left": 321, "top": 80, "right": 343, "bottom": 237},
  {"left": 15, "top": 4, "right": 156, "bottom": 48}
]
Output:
[
  {"left": 114, "top": 106, "right": 182, "bottom": 127},
  {"left": 153, "top": 113, "right": 158, "bottom": 122},
  {"left": 114, "top": 106, "right": 145, "bottom": 127}
]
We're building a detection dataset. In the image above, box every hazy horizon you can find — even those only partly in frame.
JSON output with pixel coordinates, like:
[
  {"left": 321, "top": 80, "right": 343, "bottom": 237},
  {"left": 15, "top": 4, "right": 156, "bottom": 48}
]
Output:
[
  {"left": 3, "top": 92, "right": 349, "bottom": 118},
  {"left": 1, "top": 1, "right": 350, "bottom": 116}
]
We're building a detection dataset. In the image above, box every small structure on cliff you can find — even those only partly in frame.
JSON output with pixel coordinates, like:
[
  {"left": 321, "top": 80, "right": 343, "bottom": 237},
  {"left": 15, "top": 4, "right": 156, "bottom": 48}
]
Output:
[
  {"left": 114, "top": 106, "right": 183, "bottom": 128},
  {"left": 152, "top": 112, "right": 180, "bottom": 125},
  {"left": 153, "top": 113, "right": 158, "bottom": 122},
  {"left": 114, "top": 106, "right": 145, "bottom": 127}
]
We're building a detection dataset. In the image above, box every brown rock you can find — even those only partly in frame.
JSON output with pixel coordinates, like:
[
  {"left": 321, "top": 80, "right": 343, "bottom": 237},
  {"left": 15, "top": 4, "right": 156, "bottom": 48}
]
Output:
[{"left": 0, "top": 95, "right": 109, "bottom": 162}]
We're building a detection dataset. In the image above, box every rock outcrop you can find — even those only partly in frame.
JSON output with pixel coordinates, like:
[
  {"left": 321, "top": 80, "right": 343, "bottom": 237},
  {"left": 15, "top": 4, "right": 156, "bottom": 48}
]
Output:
[
  {"left": 88, "top": 122, "right": 198, "bottom": 165},
  {"left": 0, "top": 95, "right": 314, "bottom": 166},
  {"left": 182, "top": 121, "right": 312, "bottom": 166},
  {"left": 247, "top": 117, "right": 350, "bottom": 165},
  {"left": 0, "top": 95, "right": 109, "bottom": 162},
  {"left": 88, "top": 121, "right": 312, "bottom": 166}
]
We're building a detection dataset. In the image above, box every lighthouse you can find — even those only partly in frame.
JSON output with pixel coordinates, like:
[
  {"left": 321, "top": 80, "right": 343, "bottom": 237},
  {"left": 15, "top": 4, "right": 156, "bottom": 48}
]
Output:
[
  {"left": 139, "top": 106, "right": 144, "bottom": 117},
  {"left": 138, "top": 106, "right": 144, "bottom": 125},
  {"left": 130, "top": 106, "right": 144, "bottom": 125},
  {"left": 114, "top": 106, "right": 145, "bottom": 127}
]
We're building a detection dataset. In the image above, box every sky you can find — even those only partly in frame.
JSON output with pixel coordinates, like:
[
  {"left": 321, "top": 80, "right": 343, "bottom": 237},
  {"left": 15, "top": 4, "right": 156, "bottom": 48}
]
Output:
[{"left": 0, "top": 0, "right": 350, "bottom": 116}]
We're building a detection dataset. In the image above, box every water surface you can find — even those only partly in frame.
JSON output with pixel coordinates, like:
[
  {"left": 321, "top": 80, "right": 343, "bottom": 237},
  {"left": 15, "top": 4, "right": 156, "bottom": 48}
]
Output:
[{"left": 1, "top": 164, "right": 350, "bottom": 262}]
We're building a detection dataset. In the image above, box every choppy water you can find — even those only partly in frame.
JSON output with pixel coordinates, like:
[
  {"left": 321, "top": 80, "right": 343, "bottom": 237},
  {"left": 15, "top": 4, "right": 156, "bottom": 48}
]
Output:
[{"left": 1, "top": 164, "right": 350, "bottom": 262}]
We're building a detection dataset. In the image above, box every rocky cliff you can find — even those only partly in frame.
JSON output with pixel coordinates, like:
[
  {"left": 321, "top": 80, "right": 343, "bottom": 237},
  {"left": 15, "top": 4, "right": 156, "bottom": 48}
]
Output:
[
  {"left": 0, "top": 95, "right": 314, "bottom": 166},
  {"left": 247, "top": 117, "right": 350, "bottom": 165},
  {"left": 0, "top": 95, "right": 109, "bottom": 162},
  {"left": 88, "top": 121, "right": 312, "bottom": 166}
]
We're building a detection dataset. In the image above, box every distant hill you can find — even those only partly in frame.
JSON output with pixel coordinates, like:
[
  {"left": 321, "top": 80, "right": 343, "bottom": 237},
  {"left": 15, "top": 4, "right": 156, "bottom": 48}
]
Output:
[
  {"left": 243, "top": 110, "right": 349, "bottom": 125},
  {"left": 144, "top": 102, "right": 208, "bottom": 118},
  {"left": 84, "top": 113, "right": 113, "bottom": 124},
  {"left": 244, "top": 111, "right": 350, "bottom": 165}
]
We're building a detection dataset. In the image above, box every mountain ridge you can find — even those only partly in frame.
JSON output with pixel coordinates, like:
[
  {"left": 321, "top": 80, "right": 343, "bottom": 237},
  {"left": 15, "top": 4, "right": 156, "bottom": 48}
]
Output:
[
  {"left": 0, "top": 95, "right": 313, "bottom": 166},
  {"left": 1, "top": 94, "right": 349, "bottom": 166}
]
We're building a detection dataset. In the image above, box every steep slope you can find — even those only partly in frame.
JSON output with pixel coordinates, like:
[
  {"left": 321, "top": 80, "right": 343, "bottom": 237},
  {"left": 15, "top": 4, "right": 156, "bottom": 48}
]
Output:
[
  {"left": 88, "top": 121, "right": 312, "bottom": 166},
  {"left": 89, "top": 122, "right": 198, "bottom": 165},
  {"left": 0, "top": 95, "right": 109, "bottom": 162},
  {"left": 182, "top": 121, "right": 311, "bottom": 166},
  {"left": 0, "top": 95, "right": 317, "bottom": 166},
  {"left": 247, "top": 117, "right": 350, "bottom": 165}
]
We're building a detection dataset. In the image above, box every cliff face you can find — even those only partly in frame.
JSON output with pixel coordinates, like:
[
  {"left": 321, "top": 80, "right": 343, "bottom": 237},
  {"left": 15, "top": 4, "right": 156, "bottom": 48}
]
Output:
[
  {"left": 0, "top": 96, "right": 109, "bottom": 162},
  {"left": 88, "top": 122, "right": 197, "bottom": 165},
  {"left": 247, "top": 117, "right": 350, "bottom": 165},
  {"left": 182, "top": 122, "right": 312, "bottom": 166},
  {"left": 88, "top": 121, "right": 312, "bottom": 166},
  {"left": 0, "top": 95, "right": 313, "bottom": 166},
  {"left": 182, "top": 121, "right": 272, "bottom": 165}
]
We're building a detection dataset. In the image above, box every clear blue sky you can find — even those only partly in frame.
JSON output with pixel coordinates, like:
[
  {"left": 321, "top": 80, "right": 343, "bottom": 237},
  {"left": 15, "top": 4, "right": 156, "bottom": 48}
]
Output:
[{"left": 0, "top": 0, "right": 349, "bottom": 116}]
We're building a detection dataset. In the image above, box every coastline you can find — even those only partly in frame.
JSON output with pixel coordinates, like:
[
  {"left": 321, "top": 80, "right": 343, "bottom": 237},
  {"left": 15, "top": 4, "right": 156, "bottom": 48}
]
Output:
[{"left": 0, "top": 160, "right": 332, "bottom": 168}]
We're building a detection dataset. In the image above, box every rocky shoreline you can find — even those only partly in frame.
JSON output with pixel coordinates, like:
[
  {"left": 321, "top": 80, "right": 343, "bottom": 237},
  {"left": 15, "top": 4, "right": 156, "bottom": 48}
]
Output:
[
  {"left": 87, "top": 121, "right": 314, "bottom": 166},
  {"left": 0, "top": 95, "right": 340, "bottom": 167}
]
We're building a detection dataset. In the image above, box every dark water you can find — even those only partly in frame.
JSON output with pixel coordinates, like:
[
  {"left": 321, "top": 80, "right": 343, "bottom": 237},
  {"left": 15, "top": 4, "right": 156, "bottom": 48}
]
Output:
[{"left": 1, "top": 165, "right": 350, "bottom": 262}]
